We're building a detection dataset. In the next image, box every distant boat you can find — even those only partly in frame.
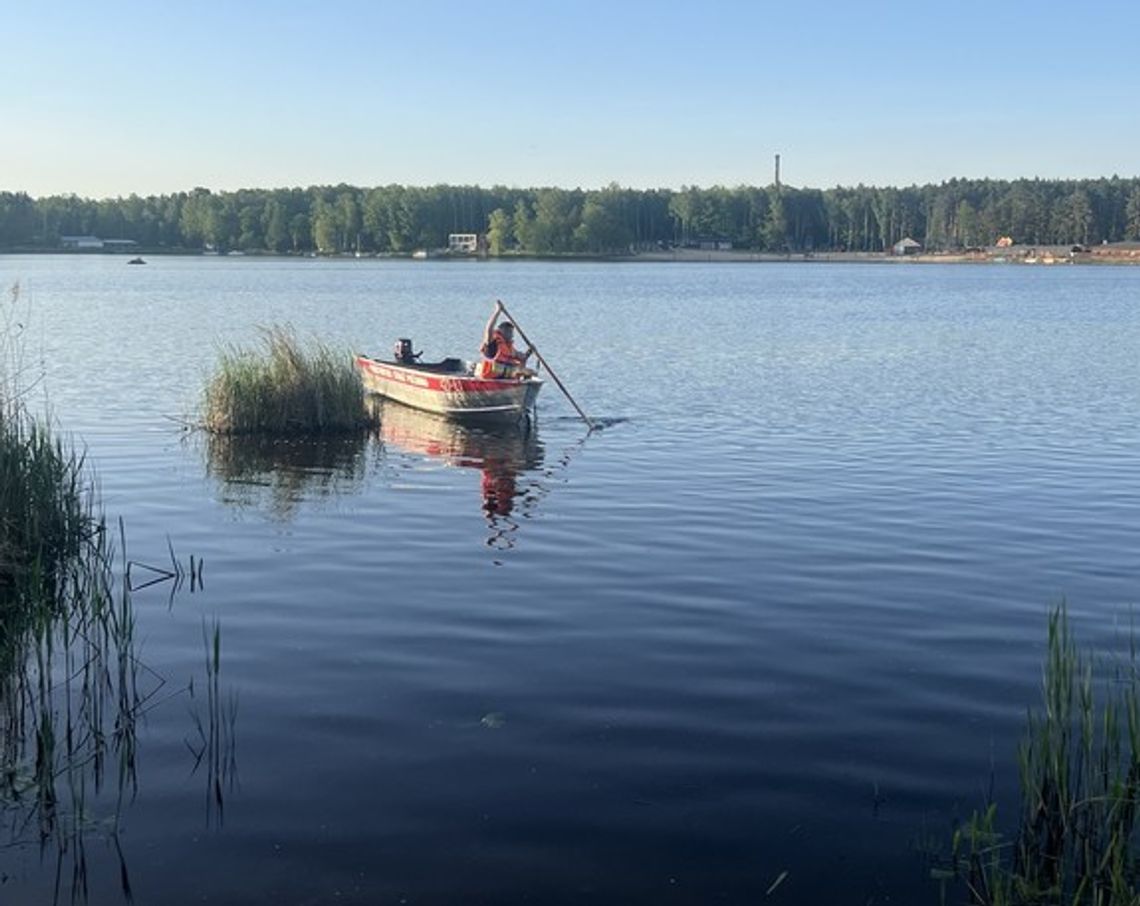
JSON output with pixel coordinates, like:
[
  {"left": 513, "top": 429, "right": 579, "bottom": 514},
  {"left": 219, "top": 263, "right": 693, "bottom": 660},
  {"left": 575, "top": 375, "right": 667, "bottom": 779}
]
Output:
[
  {"left": 411, "top": 250, "right": 429, "bottom": 260},
  {"left": 127, "top": 257, "right": 146, "bottom": 265}
]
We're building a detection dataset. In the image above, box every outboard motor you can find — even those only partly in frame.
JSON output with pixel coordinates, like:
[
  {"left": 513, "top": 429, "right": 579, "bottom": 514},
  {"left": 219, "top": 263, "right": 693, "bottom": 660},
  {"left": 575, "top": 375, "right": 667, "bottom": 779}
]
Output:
[{"left": 393, "top": 338, "right": 420, "bottom": 364}]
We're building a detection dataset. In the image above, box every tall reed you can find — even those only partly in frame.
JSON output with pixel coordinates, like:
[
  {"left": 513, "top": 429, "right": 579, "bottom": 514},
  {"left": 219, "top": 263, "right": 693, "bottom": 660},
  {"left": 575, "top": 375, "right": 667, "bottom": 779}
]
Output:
[
  {"left": 1, "top": 283, "right": 238, "bottom": 903},
  {"left": 0, "top": 282, "right": 100, "bottom": 613},
  {"left": 0, "top": 283, "right": 139, "bottom": 901},
  {"left": 946, "top": 606, "right": 1140, "bottom": 905},
  {"left": 0, "top": 414, "right": 97, "bottom": 594},
  {"left": 202, "top": 325, "right": 377, "bottom": 434},
  {"left": 187, "top": 618, "right": 238, "bottom": 828}
]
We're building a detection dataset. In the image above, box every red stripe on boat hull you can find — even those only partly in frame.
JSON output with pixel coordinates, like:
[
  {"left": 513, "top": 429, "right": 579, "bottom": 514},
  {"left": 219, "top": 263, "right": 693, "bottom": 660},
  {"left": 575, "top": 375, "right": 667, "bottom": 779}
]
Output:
[{"left": 355, "top": 356, "right": 542, "bottom": 422}]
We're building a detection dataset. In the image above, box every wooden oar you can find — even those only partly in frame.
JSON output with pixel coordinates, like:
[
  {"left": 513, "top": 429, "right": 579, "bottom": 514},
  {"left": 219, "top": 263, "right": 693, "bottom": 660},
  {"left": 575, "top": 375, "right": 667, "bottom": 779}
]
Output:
[{"left": 496, "top": 299, "right": 595, "bottom": 431}]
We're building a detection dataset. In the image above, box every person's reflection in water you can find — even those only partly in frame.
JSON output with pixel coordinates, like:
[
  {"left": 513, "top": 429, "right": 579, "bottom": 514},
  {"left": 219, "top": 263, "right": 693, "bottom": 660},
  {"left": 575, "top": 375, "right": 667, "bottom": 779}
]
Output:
[
  {"left": 375, "top": 402, "right": 545, "bottom": 550},
  {"left": 481, "top": 452, "right": 522, "bottom": 549},
  {"left": 481, "top": 454, "right": 517, "bottom": 516}
]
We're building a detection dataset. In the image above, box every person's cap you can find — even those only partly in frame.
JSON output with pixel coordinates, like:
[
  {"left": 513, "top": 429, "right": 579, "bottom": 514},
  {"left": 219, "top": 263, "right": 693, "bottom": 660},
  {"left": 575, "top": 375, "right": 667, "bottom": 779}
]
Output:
[{"left": 498, "top": 321, "right": 515, "bottom": 332}]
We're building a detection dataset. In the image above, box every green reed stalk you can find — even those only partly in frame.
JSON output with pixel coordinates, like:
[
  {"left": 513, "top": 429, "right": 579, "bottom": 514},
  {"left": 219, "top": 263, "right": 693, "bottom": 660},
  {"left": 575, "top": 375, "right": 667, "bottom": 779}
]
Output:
[
  {"left": 945, "top": 605, "right": 1140, "bottom": 905},
  {"left": 202, "top": 324, "right": 378, "bottom": 434}
]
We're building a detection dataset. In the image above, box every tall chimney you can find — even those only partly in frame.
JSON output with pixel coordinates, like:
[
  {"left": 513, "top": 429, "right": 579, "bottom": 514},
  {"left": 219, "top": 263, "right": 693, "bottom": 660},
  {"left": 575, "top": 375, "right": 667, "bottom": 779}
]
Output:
[{"left": 775, "top": 153, "right": 781, "bottom": 190}]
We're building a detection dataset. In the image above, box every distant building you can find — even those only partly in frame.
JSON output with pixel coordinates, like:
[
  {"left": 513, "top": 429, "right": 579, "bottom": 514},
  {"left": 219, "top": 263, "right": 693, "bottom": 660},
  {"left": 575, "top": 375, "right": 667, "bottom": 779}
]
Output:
[
  {"left": 60, "top": 235, "right": 138, "bottom": 250},
  {"left": 60, "top": 235, "right": 104, "bottom": 249},
  {"left": 447, "top": 233, "right": 479, "bottom": 254},
  {"left": 995, "top": 235, "right": 1014, "bottom": 248},
  {"left": 683, "top": 236, "right": 733, "bottom": 251},
  {"left": 892, "top": 237, "right": 922, "bottom": 256}
]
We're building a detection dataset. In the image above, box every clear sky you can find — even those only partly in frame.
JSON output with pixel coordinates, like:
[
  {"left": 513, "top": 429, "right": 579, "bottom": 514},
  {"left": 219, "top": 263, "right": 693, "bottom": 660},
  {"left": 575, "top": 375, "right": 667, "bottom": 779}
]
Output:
[{"left": 3, "top": 0, "right": 1137, "bottom": 199}]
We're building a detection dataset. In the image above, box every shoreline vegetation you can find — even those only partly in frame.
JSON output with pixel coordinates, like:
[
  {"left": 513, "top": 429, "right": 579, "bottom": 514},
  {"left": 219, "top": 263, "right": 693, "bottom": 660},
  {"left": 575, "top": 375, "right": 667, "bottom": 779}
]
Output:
[
  {"left": 2, "top": 177, "right": 1140, "bottom": 262},
  {"left": 2, "top": 284, "right": 229, "bottom": 899},
  {"left": 0, "top": 283, "right": 142, "bottom": 896}
]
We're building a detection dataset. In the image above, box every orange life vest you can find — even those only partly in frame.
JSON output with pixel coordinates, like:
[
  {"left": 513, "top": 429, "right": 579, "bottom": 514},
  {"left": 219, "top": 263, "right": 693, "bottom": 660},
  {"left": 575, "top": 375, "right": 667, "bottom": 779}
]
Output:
[
  {"left": 476, "top": 330, "right": 524, "bottom": 378},
  {"left": 488, "top": 330, "right": 523, "bottom": 365}
]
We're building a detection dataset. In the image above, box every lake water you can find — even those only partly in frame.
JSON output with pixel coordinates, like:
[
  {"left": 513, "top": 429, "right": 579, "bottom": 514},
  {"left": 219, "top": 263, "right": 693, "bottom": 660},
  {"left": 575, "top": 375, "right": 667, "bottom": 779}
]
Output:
[{"left": 2, "top": 256, "right": 1140, "bottom": 904}]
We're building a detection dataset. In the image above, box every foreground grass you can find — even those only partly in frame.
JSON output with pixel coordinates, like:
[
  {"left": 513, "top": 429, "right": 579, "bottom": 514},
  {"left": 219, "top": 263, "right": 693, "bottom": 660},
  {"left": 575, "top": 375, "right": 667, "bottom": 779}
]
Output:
[
  {"left": 944, "top": 607, "right": 1140, "bottom": 905},
  {"left": 202, "top": 325, "right": 377, "bottom": 434}
]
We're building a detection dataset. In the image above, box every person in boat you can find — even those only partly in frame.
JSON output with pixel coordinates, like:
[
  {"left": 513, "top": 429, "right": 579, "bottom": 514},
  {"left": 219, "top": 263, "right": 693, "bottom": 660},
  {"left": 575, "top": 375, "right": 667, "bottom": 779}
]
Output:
[{"left": 478, "top": 301, "right": 536, "bottom": 379}]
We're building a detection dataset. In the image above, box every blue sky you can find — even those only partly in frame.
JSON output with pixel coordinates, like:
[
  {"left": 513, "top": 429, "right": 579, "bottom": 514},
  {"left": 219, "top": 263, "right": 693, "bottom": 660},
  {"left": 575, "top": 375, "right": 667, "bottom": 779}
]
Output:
[{"left": 3, "top": 0, "right": 1137, "bottom": 198}]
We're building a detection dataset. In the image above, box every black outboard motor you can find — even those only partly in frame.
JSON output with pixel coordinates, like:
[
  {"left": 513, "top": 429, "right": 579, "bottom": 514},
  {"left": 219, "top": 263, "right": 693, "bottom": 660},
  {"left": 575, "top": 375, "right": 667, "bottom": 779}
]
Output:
[{"left": 393, "top": 338, "right": 421, "bottom": 364}]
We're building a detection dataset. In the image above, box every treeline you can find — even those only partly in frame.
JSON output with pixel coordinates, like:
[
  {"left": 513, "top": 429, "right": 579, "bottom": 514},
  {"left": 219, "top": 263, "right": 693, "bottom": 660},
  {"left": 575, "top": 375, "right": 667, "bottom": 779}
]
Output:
[{"left": 3, "top": 178, "right": 1140, "bottom": 255}]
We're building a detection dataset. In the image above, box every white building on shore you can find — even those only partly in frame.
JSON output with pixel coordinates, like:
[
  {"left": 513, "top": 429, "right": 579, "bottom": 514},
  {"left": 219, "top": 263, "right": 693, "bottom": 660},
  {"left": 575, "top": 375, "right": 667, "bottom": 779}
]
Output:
[{"left": 60, "top": 235, "right": 138, "bottom": 250}]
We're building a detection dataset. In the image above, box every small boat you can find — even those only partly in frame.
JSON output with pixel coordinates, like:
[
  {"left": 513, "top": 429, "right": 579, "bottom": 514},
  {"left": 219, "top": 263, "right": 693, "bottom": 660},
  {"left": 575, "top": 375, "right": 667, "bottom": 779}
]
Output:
[
  {"left": 127, "top": 257, "right": 146, "bottom": 265},
  {"left": 356, "top": 340, "right": 542, "bottom": 422}
]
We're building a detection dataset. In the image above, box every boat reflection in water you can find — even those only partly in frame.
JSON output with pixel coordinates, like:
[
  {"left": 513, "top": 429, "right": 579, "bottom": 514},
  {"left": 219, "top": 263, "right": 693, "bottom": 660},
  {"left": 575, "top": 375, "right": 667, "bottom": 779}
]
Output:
[
  {"left": 203, "top": 403, "right": 547, "bottom": 545},
  {"left": 376, "top": 401, "right": 545, "bottom": 549}
]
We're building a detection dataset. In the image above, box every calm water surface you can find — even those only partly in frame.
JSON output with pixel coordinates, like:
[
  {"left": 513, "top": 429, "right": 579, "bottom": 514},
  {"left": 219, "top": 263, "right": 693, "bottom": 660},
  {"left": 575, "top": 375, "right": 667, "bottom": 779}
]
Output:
[{"left": 2, "top": 256, "right": 1140, "bottom": 904}]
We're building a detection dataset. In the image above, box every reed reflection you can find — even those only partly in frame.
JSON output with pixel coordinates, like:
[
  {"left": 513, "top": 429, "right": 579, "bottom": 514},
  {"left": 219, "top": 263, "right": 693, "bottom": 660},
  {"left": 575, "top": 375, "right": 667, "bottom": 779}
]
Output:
[
  {"left": 204, "top": 432, "right": 373, "bottom": 520},
  {"left": 1, "top": 546, "right": 236, "bottom": 904},
  {"left": 187, "top": 619, "right": 238, "bottom": 830},
  {"left": 376, "top": 402, "right": 546, "bottom": 549},
  {"left": 0, "top": 497, "right": 137, "bottom": 903}
]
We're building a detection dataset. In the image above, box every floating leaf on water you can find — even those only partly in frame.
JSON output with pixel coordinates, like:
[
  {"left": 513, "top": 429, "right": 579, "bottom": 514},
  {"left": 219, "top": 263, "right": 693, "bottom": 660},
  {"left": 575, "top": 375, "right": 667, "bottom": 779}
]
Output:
[{"left": 479, "top": 712, "right": 506, "bottom": 729}]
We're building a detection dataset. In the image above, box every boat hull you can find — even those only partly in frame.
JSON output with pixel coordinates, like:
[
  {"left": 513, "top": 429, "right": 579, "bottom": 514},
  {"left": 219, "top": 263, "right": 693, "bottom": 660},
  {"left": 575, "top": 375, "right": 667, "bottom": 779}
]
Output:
[{"left": 355, "top": 355, "right": 542, "bottom": 422}]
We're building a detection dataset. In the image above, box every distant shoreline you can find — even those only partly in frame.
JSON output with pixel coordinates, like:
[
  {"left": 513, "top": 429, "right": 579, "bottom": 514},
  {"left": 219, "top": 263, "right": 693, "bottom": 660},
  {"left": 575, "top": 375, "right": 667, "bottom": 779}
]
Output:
[
  {"left": 617, "top": 243, "right": 1140, "bottom": 265},
  {"left": 4, "top": 244, "right": 1140, "bottom": 265}
]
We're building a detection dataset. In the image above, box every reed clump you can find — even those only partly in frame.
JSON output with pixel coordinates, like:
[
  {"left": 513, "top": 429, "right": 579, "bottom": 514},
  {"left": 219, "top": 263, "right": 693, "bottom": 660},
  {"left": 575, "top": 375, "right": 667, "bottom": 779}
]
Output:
[
  {"left": 0, "top": 412, "right": 97, "bottom": 596},
  {"left": 202, "top": 325, "right": 377, "bottom": 435},
  {"left": 945, "top": 606, "right": 1140, "bottom": 905},
  {"left": 0, "top": 284, "right": 100, "bottom": 599}
]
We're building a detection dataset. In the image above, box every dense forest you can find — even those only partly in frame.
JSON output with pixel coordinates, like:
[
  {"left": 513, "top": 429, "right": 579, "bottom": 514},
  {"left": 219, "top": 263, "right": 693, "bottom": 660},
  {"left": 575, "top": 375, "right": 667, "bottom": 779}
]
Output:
[{"left": 2, "top": 177, "right": 1140, "bottom": 255}]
